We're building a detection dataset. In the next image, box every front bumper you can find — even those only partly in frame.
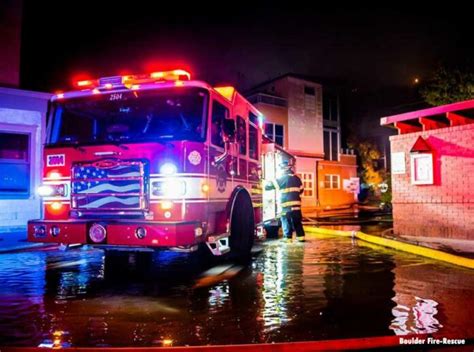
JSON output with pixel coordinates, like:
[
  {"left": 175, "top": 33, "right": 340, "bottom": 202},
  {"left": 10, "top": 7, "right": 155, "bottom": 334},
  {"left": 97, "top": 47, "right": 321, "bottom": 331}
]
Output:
[{"left": 27, "top": 219, "right": 201, "bottom": 248}]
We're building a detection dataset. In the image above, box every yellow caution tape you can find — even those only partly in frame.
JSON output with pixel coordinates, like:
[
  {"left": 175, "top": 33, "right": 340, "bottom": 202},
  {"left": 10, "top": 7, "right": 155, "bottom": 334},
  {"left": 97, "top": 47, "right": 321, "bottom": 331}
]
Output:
[{"left": 303, "top": 226, "right": 474, "bottom": 270}]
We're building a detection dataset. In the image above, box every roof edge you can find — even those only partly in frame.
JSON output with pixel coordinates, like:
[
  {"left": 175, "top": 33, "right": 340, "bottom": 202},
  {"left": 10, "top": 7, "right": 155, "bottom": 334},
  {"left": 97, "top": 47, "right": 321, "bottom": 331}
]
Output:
[{"left": 380, "top": 99, "right": 474, "bottom": 126}]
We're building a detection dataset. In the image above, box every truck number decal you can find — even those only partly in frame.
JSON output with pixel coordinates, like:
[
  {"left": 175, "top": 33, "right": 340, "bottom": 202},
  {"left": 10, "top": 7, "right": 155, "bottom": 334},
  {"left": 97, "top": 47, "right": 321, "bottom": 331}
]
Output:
[
  {"left": 47, "top": 154, "right": 65, "bottom": 167},
  {"left": 109, "top": 93, "right": 123, "bottom": 101}
]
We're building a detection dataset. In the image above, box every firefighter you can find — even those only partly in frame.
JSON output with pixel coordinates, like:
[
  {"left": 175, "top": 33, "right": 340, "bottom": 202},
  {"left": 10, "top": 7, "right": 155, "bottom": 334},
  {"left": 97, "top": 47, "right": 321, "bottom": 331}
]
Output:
[{"left": 265, "top": 160, "right": 305, "bottom": 243}]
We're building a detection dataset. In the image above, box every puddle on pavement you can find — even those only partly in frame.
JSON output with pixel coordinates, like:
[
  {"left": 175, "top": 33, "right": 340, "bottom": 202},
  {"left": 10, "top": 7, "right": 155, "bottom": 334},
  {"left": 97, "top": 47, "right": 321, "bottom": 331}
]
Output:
[{"left": 0, "top": 235, "right": 473, "bottom": 347}]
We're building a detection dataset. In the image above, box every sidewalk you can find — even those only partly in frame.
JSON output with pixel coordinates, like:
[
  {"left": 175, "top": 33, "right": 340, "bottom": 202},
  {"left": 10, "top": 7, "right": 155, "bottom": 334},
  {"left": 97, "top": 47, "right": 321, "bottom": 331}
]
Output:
[
  {"left": 305, "top": 225, "right": 474, "bottom": 269},
  {"left": 392, "top": 233, "right": 474, "bottom": 258},
  {"left": 317, "top": 224, "right": 474, "bottom": 260},
  {"left": 0, "top": 229, "right": 54, "bottom": 253}
]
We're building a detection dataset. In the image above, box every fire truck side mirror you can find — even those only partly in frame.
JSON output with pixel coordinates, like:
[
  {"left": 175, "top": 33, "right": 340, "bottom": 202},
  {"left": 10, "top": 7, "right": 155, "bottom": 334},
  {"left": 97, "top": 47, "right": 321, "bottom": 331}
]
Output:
[{"left": 222, "top": 119, "right": 236, "bottom": 142}]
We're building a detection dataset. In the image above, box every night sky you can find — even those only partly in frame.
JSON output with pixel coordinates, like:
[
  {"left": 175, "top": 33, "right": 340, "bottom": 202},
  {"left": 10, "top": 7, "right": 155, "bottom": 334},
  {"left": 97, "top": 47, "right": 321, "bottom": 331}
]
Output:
[{"left": 21, "top": 2, "right": 473, "bottom": 97}]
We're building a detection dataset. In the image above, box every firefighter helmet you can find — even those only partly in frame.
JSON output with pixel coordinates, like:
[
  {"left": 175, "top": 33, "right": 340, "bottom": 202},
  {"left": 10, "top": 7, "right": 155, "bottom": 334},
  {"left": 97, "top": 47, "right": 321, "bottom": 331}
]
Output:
[{"left": 279, "top": 159, "right": 294, "bottom": 172}]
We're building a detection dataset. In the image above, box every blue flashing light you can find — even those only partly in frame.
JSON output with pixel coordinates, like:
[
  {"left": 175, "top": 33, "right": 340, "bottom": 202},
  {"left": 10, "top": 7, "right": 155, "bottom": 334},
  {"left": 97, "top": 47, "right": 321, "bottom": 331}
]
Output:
[
  {"left": 160, "top": 163, "right": 177, "bottom": 175},
  {"left": 258, "top": 114, "right": 264, "bottom": 129}
]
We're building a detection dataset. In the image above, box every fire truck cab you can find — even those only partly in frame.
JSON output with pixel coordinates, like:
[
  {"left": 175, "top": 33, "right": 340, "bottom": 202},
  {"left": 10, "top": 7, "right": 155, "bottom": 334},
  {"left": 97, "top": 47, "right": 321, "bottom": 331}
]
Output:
[{"left": 28, "top": 69, "right": 290, "bottom": 259}]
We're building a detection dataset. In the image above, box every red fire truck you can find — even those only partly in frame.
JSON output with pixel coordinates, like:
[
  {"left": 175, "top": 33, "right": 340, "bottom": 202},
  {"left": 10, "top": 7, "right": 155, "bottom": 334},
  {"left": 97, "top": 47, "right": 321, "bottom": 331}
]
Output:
[{"left": 28, "top": 69, "right": 293, "bottom": 259}]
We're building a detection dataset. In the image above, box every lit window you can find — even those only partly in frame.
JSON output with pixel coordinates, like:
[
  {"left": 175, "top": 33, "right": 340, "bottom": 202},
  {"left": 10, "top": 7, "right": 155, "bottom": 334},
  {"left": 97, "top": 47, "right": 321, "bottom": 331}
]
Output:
[
  {"left": 324, "top": 174, "right": 340, "bottom": 189},
  {"left": 297, "top": 172, "right": 314, "bottom": 197}
]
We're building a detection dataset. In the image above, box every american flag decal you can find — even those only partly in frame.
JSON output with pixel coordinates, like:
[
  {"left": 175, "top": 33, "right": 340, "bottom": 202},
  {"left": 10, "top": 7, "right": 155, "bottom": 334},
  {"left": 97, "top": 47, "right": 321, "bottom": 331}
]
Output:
[{"left": 71, "top": 161, "right": 145, "bottom": 210}]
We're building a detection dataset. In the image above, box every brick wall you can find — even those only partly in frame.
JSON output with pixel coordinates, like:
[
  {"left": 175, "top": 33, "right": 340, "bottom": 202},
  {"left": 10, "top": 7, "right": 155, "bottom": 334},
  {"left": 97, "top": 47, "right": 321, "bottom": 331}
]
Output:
[
  {"left": 287, "top": 77, "right": 324, "bottom": 156},
  {"left": 390, "top": 123, "right": 474, "bottom": 240}
]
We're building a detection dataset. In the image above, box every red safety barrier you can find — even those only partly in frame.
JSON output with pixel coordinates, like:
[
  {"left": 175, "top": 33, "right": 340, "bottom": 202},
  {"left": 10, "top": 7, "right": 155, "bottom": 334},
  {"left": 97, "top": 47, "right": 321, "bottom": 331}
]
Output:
[{"left": 1, "top": 334, "right": 471, "bottom": 351}]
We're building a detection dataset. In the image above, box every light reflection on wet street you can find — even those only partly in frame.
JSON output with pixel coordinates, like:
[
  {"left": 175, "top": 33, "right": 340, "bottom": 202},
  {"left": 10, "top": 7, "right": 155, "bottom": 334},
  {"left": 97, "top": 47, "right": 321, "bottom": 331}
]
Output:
[{"left": 0, "top": 235, "right": 473, "bottom": 347}]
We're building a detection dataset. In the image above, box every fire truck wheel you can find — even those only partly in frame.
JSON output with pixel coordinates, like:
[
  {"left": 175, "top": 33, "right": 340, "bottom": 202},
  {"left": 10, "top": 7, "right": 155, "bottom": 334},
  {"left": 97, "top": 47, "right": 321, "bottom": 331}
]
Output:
[{"left": 229, "top": 189, "right": 255, "bottom": 261}]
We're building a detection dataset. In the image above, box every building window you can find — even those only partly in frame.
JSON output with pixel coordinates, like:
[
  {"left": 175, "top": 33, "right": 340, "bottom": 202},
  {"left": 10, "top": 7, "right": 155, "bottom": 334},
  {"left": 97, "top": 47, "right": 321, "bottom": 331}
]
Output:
[
  {"left": 236, "top": 116, "right": 247, "bottom": 155},
  {"left": 323, "top": 129, "right": 339, "bottom": 161},
  {"left": 324, "top": 174, "right": 340, "bottom": 189},
  {"left": 264, "top": 122, "right": 284, "bottom": 147},
  {"left": 249, "top": 124, "right": 259, "bottom": 160},
  {"left": 304, "top": 86, "right": 316, "bottom": 111},
  {"left": 304, "top": 86, "right": 315, "bottom": 96},
  {"left": 0, "top": 132, "right": 30, "bottom": 198},
  {"left": 297, "top": 172, "right": 314, "bottom": 197},
  {"left": 211, "top": 100, "right": 229, "bottom": 148},
  {"left": 323, "top": 96, "right": 339, "bottom": 121}
]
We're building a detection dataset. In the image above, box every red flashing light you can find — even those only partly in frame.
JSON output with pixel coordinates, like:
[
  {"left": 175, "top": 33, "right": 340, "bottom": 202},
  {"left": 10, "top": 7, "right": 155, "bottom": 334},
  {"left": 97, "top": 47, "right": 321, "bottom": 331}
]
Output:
[
  {"left": 47, "top": 171, "right": 62, "bottom": 180},
  {"left": 172, "top": 69, "right": 191, "bottom": 80},
  {"left": 50, "top": 202, "right": 63, "bottom": 211},
  {"left": 150, "top": 71, "right": 164, "bottom": 79},
  {"left": 150, "top": 69, "right": 191, "bottom": 81},
  {"left": 70, "top": 69, "right": 192, "bottom": 92},
  {"left": 76, "top": 80, "right": 94, "bottom": 88}
]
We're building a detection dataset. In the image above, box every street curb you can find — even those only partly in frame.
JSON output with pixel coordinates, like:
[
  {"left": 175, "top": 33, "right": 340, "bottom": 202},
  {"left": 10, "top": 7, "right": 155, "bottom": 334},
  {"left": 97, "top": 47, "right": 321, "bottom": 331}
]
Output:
[{"left": 304, "top": 226, "right": 474, "bottom": 270}]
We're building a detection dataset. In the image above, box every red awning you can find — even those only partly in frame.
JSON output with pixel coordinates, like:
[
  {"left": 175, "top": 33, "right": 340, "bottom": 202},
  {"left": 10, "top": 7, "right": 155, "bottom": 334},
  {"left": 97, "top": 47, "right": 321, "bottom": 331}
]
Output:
[{"left": 380, "top": 99, "right": 474, "bottom": 134}]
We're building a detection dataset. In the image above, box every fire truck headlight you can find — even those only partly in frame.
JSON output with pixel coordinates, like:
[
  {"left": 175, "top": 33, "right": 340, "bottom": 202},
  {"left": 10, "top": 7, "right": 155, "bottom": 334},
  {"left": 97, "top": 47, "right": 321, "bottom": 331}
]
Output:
[
  {"left": 152, "top": 179, "right": 186, "bottom": 197},
  {"left": 160, "top": 163, "right": 177, "bottom": 175},
  {"left": 37, "top": 185, "right": 54, "bottom": 197},
  {"left": 37, "top": 184, "right": 68, "bottom": 197}
]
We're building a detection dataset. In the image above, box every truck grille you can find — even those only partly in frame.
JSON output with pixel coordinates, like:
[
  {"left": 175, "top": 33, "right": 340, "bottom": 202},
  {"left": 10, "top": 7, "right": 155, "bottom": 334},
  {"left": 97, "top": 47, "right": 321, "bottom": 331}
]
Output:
[{"left": 71, "top": 160, "right": 146, "bottom": 211}]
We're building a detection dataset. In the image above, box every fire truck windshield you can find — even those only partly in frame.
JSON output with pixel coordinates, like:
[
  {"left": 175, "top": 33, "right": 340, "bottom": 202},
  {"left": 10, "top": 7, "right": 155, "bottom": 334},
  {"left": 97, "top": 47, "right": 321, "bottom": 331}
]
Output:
[{"left": 47, "top": 87, "right": 208, "bottom": 145}]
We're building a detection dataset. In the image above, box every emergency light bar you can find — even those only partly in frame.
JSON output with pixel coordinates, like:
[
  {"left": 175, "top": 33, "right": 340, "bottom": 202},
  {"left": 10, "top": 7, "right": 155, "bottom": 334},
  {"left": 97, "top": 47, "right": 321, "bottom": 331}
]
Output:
[
  {"left": 74, "top": 69, "right": 192, "bottom": 90},
  {"left": 76, "top": 79, "right": 95, "bottom": 87},
  {"left": 98, "top": 76, "right": 123, "bottom": 87}
]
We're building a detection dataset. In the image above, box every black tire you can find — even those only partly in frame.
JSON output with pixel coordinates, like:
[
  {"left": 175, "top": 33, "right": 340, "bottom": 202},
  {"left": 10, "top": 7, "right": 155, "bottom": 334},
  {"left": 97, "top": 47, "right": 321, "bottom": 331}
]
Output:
[{"left": 229, "top": 189, "right": 255, "bottom": 261}]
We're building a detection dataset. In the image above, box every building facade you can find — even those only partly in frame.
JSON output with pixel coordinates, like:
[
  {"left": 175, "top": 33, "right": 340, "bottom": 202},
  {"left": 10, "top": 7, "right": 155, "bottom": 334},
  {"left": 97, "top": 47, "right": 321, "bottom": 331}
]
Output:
[
  {"left": 0, "top": 87, "right": 51, "bottom": 231},
  {"left": 381, "top": 99, "right": 474, "bottom": 241},
  {"left": 248, "top": 74, "right": 357, "bottom": 211}
]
